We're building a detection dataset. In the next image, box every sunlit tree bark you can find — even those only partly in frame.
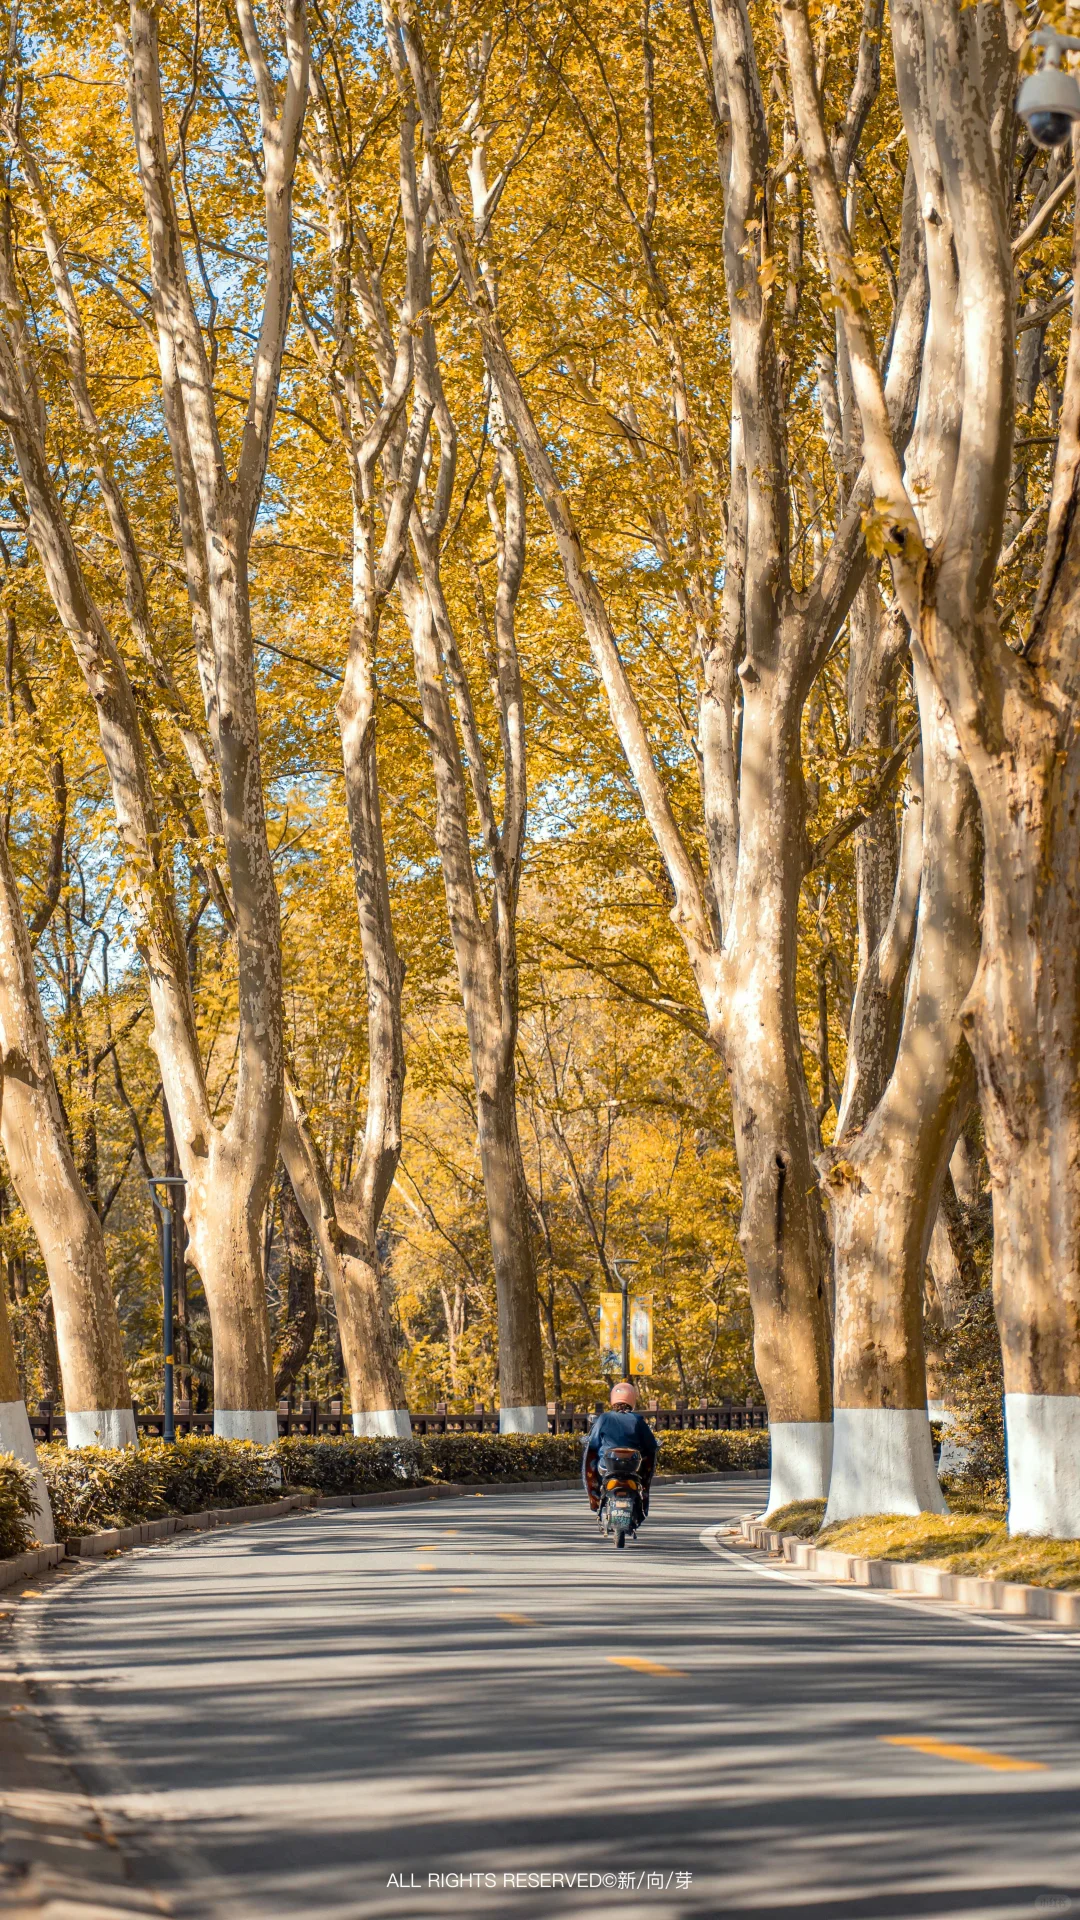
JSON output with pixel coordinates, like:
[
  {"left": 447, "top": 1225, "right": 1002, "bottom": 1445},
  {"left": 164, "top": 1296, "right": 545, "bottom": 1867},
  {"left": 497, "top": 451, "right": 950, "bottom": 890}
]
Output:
[
  {"left": 276, "top": 52, "right": 433, "bottom": 1435},
  {"left": 821, "top": 644, "right": 981, "bottom": 1519},
  {"left": 388, "top": 0, "right": 924, "bottom": 1495},
  {"left": 0, "top": 830, "right": 133, "bottom": 1449},
  {"left": 0, "top": 1254, "right": 52, "bottom": 1541},
  {"left": 0, "top": 2, "right": 309, "bottom": 1436},
  {"left": 786, "top": 0, "right": 1080, "bottom": 1535}
]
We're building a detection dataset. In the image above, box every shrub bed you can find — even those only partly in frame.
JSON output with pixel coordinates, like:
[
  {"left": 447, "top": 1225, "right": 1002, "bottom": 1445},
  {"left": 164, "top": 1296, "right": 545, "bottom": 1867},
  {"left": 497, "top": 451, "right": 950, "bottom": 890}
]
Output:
[
  {"left": 277, "top": 1435, "right": 424, "bottom": 1495},
  {"left": 154, "top": 1437, "right": 281, "bottom": 1514},
  {"left": 3, "top": 1426, "right": 768, "bottom": 1552},
  {"left": 655, "top": 1428, "right": 768, "bottom": 1474},
  {"left": 40, "top": 1442, "right": 169, "bottom": 1537},
  {"left": 40, "top": 1437, "right": 281, "bottom": 1537},
  {"left": 420, "top": 1432, "right": 583, "bottom": 1482},
  {"left": 0, "top": 1453, "right": 40, "bottom": 1557},
  {"left": 279, "top": 1427, "right": 768, "bottom": 1492}
]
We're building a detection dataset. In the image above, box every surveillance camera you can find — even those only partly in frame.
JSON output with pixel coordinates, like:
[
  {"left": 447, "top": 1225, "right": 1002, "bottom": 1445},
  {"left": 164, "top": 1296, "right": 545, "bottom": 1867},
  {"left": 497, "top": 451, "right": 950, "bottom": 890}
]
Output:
[{"left": 1017, "top": 65, "right": 1080, "bottom": 149}]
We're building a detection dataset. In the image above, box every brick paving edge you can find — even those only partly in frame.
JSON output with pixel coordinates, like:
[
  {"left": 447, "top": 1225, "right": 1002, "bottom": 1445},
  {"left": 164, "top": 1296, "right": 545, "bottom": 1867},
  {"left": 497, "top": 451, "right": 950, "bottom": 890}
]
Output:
[{"left": 738, "top": 1515, "right": 1080, "bottom": 1627}]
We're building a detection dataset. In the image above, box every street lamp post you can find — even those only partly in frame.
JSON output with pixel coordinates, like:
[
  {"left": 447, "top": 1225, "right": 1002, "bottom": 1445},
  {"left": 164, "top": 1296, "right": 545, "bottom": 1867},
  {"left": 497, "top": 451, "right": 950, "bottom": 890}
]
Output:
[
  {"left": 611, "top": 1258, "right": 638, "bottom": 1381},
  {"left": 148, "top": 1176, "right": 185, "bottom": 1443}
]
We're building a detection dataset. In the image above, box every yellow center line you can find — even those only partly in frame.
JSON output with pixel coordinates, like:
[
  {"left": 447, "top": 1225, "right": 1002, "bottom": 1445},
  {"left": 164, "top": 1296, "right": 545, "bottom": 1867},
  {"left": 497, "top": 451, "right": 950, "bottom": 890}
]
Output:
[
  {"left": 416, "top": 1563, "right": 438, "bottom": 1572},
  {"left": 608, "top": 1655, "right": 686, "bottom": 1678},
  {"left": 882, "top": 1735, "right": 1046, "bottom": 1773},
  {"left": 448, "top": 1587, "right": 473, "bottom": 1594},
  {"left": 498, "top": 1611, "right": 537, "bottom": 1626}
]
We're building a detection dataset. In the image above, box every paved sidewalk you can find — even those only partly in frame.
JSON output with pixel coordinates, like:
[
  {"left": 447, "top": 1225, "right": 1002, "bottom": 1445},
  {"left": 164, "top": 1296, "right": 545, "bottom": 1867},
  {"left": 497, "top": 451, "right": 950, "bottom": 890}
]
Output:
[{"left": 0, "top": 1562, "right": 166, "bottom": 1917}]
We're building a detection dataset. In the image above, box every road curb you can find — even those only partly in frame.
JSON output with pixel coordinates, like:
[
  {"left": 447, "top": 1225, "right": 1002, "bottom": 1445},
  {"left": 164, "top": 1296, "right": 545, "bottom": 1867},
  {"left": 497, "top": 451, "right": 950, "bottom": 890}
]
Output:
[
  {"left": 738, "top": 1516, "right": 1080, "bottom": 1626},
  {"left": 62, "top": 1490, "right": 319, "bottom": 1562},
  {"left": 0, "top": 1544, "right": 66, "bottom": 1591},
  {"left": 0, "top": 1493, "right": 320, "bottom": 1589}
]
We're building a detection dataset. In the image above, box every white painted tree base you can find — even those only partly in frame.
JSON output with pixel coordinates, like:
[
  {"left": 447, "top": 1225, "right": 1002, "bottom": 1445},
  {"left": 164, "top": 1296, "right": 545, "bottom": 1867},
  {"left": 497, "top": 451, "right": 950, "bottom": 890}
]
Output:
[
  {"left": 498, "top": 1405, "right": 549, "bottom": 1435},
  {"left": 65, "top": 1408, "right": 138, "bottom": 1450},
  {"left": 352, "top": 1409, "right": 413, "bottom": 1439},
  {"left": 765, "top": 1421, "right": 833, "bottom": 1514},
  {"left": 1005, "top": 1393, "right": 1080, "bottom": 1538},
  {"left": 927, "top": 1399, "right": 972, "bottom": 1476},
  {"left": 0, "top": 1399, "right": 53, "bottom": 1544},
  {"left": 214, "top": 1410, "right": 279, "bottom": 1445},
  {"left": 824, "top": 1407, "right": 946, "bottom": 1524}
]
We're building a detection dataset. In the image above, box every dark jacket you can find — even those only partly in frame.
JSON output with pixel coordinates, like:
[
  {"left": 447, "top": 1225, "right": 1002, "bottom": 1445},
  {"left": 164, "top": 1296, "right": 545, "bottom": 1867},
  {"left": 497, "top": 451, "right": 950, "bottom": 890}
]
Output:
[{"left": 583, "top": 1408, "right": 659, "bottom": 1504}]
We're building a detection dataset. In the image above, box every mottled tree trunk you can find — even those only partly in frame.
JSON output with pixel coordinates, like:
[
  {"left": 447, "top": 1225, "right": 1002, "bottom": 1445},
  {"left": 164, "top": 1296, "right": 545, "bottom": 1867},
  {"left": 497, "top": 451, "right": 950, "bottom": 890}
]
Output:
[
  {"left": 181, "top": 1136, "right": 275, "bottom": 1439},
  {"left": 715, "top": 682, "right": 833, "bottom": 1505},
  {"left": 895, "top": 0, "right": 1080, "bottom": 1535},
  {"left": 789, "top": 0, "right": 1080, "bottom": 1531},
  {"left": 925, "top": 1147, "right": 981, "bottom": 1472},
  {"left": 273, "top": 1168, "right": 317, "bottom": 1400},
  {"left": 959, "top": 715, "right": 1080, "bottom": 1533},
  {"left": 331, "top": 1219, "right": 407, "bottom": 1434},
  {"left": 836, "top": 597, "right": 919, "bottom": 1136},
  {"left": 391, "top": 0, "right": 924, "bottom": 1488},
  {"left": 0, "top": 831, "right": 134, "bottom": 1447},
  {"left": 123, "top": 6, "right": 308, "bottom": 1435},
  {"left": 0, "top": 1240, "right": 53, "bottom": 1540},
  {"left": 163, "top": 1097, "right": 190, "bottom": 1401},
  {"left": 475, "top": 1075, "right": 547, "bottom": 1423},
  {"left": 279, "top": 82, "right": 437, "bottom": 1435},
  {"left": 400, "top": 569, "right": 546, "bottom": 1429},
  {"left": 0, "top": 8, "right": 309, "bottom": 1442},
  {"left": 821, "top": 648, "right": 981, "bottom": 1519}
]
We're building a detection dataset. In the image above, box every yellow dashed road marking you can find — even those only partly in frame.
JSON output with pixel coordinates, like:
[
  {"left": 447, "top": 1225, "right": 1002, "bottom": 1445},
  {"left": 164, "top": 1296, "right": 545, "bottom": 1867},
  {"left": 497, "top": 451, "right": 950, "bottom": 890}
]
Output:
[
  {"left": 498, "top": 1612, "right": 537, "bottom": 1626},
  {"left": 448, "top": 1587, "right": 473, "bottom": 1594},
  {"left": 608, "top": 1656, "right": 686, "bottom": 1678},
  {"left": 882, "top": 1736, "right": 1045, "bottom": 1773}
]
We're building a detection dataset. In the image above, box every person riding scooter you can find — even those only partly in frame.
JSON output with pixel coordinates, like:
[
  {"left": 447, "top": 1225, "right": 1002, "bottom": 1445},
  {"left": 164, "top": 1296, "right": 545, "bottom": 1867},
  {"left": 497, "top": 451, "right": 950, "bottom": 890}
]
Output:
[{"left": 583, "top": 1381, "right": 659, "bottom": 1518}]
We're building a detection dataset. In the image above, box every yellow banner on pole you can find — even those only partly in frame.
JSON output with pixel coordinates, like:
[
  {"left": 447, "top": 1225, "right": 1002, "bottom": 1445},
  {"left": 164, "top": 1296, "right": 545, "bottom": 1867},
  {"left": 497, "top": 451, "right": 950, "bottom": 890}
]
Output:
[
  {"left": 599, "top": 1293, "right": 623, "bottom": 1370},
  {"left": 629, "top": 1295, "right": 653, "bottom": 1376}
]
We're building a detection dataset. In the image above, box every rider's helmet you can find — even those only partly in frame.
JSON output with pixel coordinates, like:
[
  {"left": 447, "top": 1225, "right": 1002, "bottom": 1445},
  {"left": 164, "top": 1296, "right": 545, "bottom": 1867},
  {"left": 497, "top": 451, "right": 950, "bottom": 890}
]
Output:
[{"left": 610, "top": 1380, "right": 638, "bottom": 1409}]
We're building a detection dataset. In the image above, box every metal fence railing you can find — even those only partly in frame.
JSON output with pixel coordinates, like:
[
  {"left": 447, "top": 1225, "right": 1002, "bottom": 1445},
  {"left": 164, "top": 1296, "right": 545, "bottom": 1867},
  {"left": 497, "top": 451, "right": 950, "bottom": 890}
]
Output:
[{"left": 26, "top": 1397, "right": 767, "bottom": 1444}]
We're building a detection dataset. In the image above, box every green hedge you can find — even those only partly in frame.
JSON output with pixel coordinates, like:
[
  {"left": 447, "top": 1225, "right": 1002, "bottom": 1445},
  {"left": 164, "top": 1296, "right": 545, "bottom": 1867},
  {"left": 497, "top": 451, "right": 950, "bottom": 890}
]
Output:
[
  {"left": 8, "top": 1426, "right": 768, "bottom": 1551},
  {"left": 279, "top": 1427, "right": 767, "bottom": 1493},
  {"left": 155, "top": 1437, "right": 281, "bottom": 1514},
  {"left": 0, "top": 1453, "right": 40, "bottom": 1557},
  {"left": 39, "top": 1438, "right": 281, "bottom": 1538},
  {"left": 421, "top": 1432, "right": 584, "bottom": 1482},
  {"left": 654, "top": 1428, "right": 768, "bottom": 1473},
  {"left": 40, "top": 1443, "right": 167, "bottom": 1537},
  {"left": 277, "top": 1435, "right": 423, "bottom": 1495}
]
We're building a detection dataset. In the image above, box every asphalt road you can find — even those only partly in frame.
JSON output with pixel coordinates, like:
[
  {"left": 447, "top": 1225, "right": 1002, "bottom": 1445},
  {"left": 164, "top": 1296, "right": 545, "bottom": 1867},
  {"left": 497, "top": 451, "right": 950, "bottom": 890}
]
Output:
[{"left": 12, "top": 1477, "right": 1080, "bottom": 1920}]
